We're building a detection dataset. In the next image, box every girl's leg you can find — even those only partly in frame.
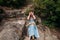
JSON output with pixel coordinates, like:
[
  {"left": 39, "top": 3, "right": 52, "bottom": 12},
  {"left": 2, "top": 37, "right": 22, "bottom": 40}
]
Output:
[
  {"left": 32, "top": 36, "right": 35, "bottom": 40},
  {"left": 30, "top": 35, "right": 35, "bottom": 40}
]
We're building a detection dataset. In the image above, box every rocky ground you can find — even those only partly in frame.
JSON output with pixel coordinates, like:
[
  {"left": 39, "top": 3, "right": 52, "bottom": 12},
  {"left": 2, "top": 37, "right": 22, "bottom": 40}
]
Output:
[
  {"left": 0, "top": 4, "right": 60, "bottom": 40},
  {"left": 0, "top": 17, "right": 59, "bottom": 40}
]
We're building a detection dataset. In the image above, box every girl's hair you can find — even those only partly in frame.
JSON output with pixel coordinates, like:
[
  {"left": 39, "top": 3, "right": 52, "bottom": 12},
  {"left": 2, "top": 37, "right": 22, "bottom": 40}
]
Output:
[{"left": 29, "top": 10, "right": 34, "bottom": 13}]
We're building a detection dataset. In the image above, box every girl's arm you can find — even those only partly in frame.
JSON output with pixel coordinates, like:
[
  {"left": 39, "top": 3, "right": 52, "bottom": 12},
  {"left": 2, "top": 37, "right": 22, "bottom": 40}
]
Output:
[
  {"left": 33, "top": 15, "right": 36, "bottom": 19},
  {"left": 27, "top": 16, "right": 29, "bottom": 20},
  {"left": 27, "top": 14, "right": 30, "bottom": 20}
]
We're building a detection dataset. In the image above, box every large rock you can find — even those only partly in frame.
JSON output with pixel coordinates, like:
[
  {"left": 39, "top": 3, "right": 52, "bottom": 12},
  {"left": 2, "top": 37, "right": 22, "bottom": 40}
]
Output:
[
  {"left": 0, "top": 20, "right": 26, "bottom": 40},
  {"left": 0, "top": 29, "right": 19, "bottom": 40}
]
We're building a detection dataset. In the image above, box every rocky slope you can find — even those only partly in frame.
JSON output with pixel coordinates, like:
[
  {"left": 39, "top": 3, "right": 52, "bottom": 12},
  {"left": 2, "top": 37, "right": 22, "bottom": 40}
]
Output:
[
  {"left": 0, "top": 17, "right": 59, "bottom": 40},
  {"left": 0, "top": 4, "right": 59, "bottom": 40}
]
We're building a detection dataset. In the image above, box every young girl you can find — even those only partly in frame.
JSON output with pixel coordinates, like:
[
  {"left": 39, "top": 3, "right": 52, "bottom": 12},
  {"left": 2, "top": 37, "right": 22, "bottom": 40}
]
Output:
[{"left": 27, "top": 10, "right": 39, "bottom": 40}]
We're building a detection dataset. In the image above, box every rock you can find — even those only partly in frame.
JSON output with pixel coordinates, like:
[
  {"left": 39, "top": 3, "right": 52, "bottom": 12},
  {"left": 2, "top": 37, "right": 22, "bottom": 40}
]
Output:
[
  {"left": 0, "top": 29, "right": 19, "bottom": 40},
  {"left": 0, "top": 20, "right": 25, "bottom": 40}
]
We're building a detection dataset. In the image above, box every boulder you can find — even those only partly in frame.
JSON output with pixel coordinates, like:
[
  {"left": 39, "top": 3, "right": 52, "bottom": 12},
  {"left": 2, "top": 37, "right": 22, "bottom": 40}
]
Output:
[{"left": 0, "top": 21, "right": 25, "bottom": 40}]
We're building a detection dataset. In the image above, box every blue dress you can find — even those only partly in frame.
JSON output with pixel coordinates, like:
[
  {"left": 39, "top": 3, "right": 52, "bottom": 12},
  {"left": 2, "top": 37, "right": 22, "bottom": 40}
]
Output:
[{"left": 28, "top": 18, "right": 39, "bottom": 38}]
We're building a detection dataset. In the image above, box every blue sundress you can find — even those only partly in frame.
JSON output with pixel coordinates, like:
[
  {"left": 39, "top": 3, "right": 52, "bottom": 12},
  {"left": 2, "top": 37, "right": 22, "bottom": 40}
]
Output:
[{"left": 28, "top": 18, "right": 39, "bottom": 38}]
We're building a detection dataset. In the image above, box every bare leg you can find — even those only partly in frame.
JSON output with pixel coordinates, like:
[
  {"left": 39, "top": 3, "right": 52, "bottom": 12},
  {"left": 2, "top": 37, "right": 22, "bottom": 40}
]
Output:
[{"left": 31, "top": 36, "right": 35, "bottom": 40}]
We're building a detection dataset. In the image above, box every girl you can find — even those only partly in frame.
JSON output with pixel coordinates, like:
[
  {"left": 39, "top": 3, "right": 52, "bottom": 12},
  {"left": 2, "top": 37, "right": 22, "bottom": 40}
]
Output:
[{"left": 27, "top": 10, "right": 39, "bottom": 40}]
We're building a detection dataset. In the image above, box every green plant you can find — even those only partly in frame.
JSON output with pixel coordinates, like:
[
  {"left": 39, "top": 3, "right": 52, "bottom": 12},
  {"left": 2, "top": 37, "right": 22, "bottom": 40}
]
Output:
[{"left": 34, "top": 0, "right": 60, "bottom": 28}]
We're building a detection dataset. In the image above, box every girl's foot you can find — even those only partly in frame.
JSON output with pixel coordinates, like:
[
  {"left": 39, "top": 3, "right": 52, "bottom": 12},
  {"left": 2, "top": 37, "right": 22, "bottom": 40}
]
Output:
[{"left": 31, "top": 36, "right": 35, "bottom": 40}]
